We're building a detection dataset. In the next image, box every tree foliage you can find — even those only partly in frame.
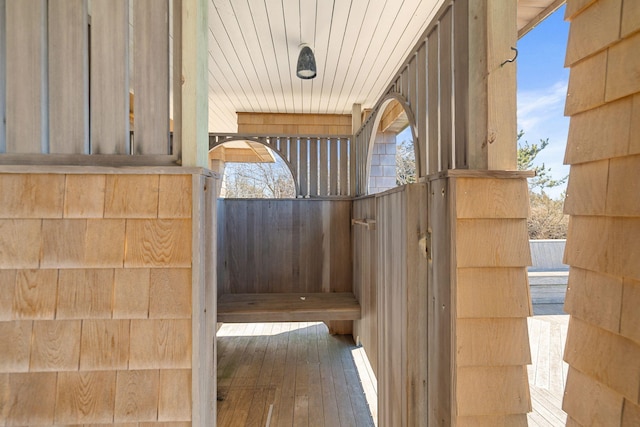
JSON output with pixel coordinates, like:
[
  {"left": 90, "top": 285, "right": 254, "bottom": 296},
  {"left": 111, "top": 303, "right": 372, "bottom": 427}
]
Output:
[
  {"left": 222, "top": 157, "right": 296, "bottom": 199},
  {"left": 516, "top": 130, "right": 568, "bottom": 239}
]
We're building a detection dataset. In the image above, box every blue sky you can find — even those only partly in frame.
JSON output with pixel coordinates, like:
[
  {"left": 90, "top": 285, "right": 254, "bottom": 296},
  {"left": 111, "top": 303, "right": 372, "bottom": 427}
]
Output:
[{"left": 517, "top": 5, "right": 570, "bottom": 197}]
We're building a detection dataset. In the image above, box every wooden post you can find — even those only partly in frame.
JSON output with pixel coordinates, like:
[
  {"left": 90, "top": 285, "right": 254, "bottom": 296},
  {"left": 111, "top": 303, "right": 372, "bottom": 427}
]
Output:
[
  {"left": 351, "top": 103, "right": 361, "bottom": 195},
  {"left": 461, "top": 0, "right": 517, "bottom": 170},
  {"left": 0, "top": 0, "right": 5, "bottom": 153},
  {"left": 181, "top": 0, "right": 208, "bottom": 167}
]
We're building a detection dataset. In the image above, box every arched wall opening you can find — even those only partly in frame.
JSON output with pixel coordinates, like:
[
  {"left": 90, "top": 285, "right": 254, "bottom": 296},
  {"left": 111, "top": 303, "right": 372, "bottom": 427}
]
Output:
[
  {"left": 209, "top": 140, "right": 297, "bottom": 199},
  {"left": 365, "top": 96, "right": 418, "bottom": 195}
]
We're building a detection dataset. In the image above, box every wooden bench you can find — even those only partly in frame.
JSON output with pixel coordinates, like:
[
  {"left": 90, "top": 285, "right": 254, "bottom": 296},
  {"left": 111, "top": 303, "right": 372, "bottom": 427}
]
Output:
[{"left": 217, "top": 292, "right": 361, "bottom": 323}]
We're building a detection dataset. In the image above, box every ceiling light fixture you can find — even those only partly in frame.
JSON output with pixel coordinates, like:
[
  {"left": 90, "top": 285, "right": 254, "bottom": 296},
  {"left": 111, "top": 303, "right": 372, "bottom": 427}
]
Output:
[{"left": 296, "top": 44, "right": 317, "bottom": 79}]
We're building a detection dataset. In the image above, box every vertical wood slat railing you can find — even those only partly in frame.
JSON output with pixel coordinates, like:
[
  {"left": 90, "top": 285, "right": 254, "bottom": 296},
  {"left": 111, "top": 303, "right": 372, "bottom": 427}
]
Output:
[
  {"left": 353, "top": 0, "right": 465, "bottom": 196},
  {"left": 209, "top": 134, "right": 352, "bottom": 198},
  {"left": 0, "top": 0, "right": 181, "bottom": 164}
]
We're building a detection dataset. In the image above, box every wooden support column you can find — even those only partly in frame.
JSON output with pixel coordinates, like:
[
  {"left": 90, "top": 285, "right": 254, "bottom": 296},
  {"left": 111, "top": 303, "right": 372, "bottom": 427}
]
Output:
[
  {"left": 181, "top": 0, "right": 208, "bottom": 167},
  {"left": 352, "top": 103, "right": 361, "bottom": 195},
  {"left": 428, "top": 171, "right": 533, "bottom": 425},
  {"left": 459, "top": 0, "right": 518, "bottom": 170}
]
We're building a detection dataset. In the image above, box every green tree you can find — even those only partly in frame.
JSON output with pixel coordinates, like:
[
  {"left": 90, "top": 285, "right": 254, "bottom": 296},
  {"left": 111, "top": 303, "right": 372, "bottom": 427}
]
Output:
[{"left": 517, "top": 130, "right": 568, "bottom": 239}]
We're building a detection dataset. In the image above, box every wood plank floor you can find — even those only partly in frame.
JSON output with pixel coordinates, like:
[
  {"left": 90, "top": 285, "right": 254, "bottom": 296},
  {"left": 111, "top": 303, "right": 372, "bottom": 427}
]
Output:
[
  {"left": 216, "top": 322, "right": 377, "bottom": 427},
  {"left": 527, "top": 313, "right": 570, "bottom": 426}
]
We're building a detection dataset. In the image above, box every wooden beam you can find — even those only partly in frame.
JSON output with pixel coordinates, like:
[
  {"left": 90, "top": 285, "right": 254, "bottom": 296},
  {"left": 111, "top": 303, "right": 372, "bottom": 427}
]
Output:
[
  {"left": 181, "top": 0, "right": 209, "bottom": 167},
  {"left": 464, "top": 0, "right": 518, "bottom": 170}
]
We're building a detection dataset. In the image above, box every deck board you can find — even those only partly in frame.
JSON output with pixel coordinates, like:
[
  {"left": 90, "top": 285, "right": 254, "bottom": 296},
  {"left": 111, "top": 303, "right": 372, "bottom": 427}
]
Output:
[
  {"left": 217, "top": 322, "right": 376, "bottom": 427},
  {"left": 217, "top": 293, "right": 361, "bottom": 323}
]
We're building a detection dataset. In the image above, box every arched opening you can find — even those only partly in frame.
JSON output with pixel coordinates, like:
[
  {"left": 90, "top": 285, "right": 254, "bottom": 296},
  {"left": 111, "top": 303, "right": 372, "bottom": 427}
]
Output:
[
  {"left": 209, "top": 140, "right": 297, "bottom": 199},
  {"left": 365, "top": 97, "right": 417, "bottom": 195}
]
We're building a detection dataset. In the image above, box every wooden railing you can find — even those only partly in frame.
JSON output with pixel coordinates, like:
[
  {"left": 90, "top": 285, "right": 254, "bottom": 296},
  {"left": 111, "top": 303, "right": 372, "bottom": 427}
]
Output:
[
  {"left": 210, "top": 133, "right": 352, "bottom": 197},
  {"left": 0, "top": 0, "right": 182, "bottom": 165}
]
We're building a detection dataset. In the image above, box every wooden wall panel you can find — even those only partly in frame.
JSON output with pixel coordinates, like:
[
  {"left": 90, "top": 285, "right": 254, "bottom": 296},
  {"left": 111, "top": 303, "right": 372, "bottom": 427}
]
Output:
[
  {"left": 56, "top": 269, "right": 114, "bottom": 319},
  {"left": 0, "top": 174, "right": 65, "bottom": 218},
  {"left": 55, "top": 370, "right": 117, "bottom": 424},
  {"left": 562, "top": 366, "right": 623, "bottom": 425},
  {"left": 457, "top": 268, "right": 531, "bottom": 318},
  {"left": 218, "top": 199, "right": 351, "bottom": 295},
  {"left": 114, "top": 370, "right": 160, "bottom": 422},
  {"left": 158, "top": 369, "right": 192, "bottom": 421},
  {"left": 565, "top": 0, "right": 621, "bottom": 67},
  {"left": 456, "top": 366, "right": 530, "bottom": 416},
  {"left": 64, "top": 174, "right": 107, "bottom": 218},
  {"left": 13, "top": 269, "right": 58, "bottom": 319},
  {"left": 30, "top": 320, "right": 82, "bottom": 371},
  {"left": 5, "top": 372, "right": 57, "bottom": 425},
  {"left": 0, "top": 321, "right": 32, "bottom": 372},
  {"left": 80, "top": 320, "right": 130, "bottom": 370},
  {"left": 149, "top": 268, "right": 192, "bottom": 319},
  {"left": 456, "top": 219, "right": 531, "bottom": 267},
  {"left": 237, "top": 112, "right": 352, "bottom": 135},
  {"left": 5, "top": 0, "right": 47, "bottom": 154},
  {"left": 124, "top": 219, "right": 192, "bottom": 267},
  {"left": 105, "top": 175, "right": 160, "bottom": 218},
  {"left": 158, "top": 175, "right": 193, "bottom": 218},
  {"left": 48, "top": 0, "right": 88, "bottom": 154},
  {"left": 113, "top": 268, "right": 151, "bottom": 319},
  {"left": 0, "top": 220, "right": 43, "bottom": 269},
  {"left": 90, "top": 0, "right": 130, "bottom": 154},
  {"left": 133, "top": 0, "right": 170, "bottom": 155},
  {"left": 620, "top": 277, "right": 640, "bottom": 346},
  {"left": 129, "top": 319, "right": 192, "bottom": 369}
]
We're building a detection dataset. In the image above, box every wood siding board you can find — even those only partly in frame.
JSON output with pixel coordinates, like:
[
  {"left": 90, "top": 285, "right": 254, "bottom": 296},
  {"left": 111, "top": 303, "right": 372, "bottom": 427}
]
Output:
[
  {"left": 606, "top": 31, "right": 640, "bottom": 102},
  {"left": 621, "top": 277, "right": 640, "bottom": 345},
  {"left": 30, "top": 320, "right": 82, "bottom": 371},
  {"left": 5, "top": 372, "right": 57, "bottom": 425},
  {"left": 565, "top": 0, "right": 622, "bottom": 67},
  {"left": 453, "top": 0, "right": 469, "bottom": 169},
  {"left": 12, "top": 269, "right": 57, "bottom": 319},
  {"left": 622, "top": 399, "right": 640, "bottom": 426},
  {"left": 113, "top": 268, "right": 150, "bottom": 319},
  {"left": 0, "top": 173, "right": 65, "bottom": 218},
  {"left": 457, "top": 318, "right": 531, "bottom": 367},
  {"left": 622, "top": 0, "right": 640, "bottom": 37},
  {"left": 309, "top": 138, "right": 318, "bottom": 196},
  {"left": 439, "top": 8, "right": 453, "bottom": 170},
  {"left": 319, "top": 138, "right": 328, "bottom": 196},
  {"left": 562, "top": 366, "right": 624, "bottom": 425},
  {"left": 299, "top": 138, "right": 308, "bottom": 196},
  {"left": 5, "top": 0, "right": 47, "bottom": 154},
  {"left": 564, "top": 267, "right": 623, "bottom": 334},
  {"left": 158, "top": 175, "right": 192, "bottom": 218},
  {"left": 0, "top": 321, "right": 32, "bottom": 372},
  {"left": 565, "top": 49, "right": 607, "bottom": 116},
  {"left": 340, "top": 137, "right": 349, "bottom": 195},
  {"left": 606, "top": 155, "right": 640, "bottom": 216},
  {"left": 456, "top": 218, "right": 531, "bottom": 267},
  {"left": 427, "top": 30, "right": 440, "bottom": 174},
  {"left": 104, "top": 175, "right": 160, "bottom": 218},
  {"left": 63, "top": 174, "right": 106, "bottom": 218},
  {"left": 114, "top": 369, "right": 160, "bottom": 422},
  {"left": 456, "top": 366, "right": 531, "bottom": 416},
  {"left": 564, "top": 317, "right": 640, "bottom": 402},
  {"left": 55, "top": 371, "right": 117, "bottom": 424},
  {"left": 48, "top": 0, "right": 88, "bottom": 154},
  {"left": 0, "top": 270, "right": 17, "bottom": 321},
  {"left": 133, "top": 0, "right": 170, "bottom": 155},
  {"left": 129, "top": 319, "right": 192, "bottom": 369},
  {"left": 124, "top": 219, "right": 192, "bottom": 267},
  {"left": 158, "top": 369, "right": 192, "bottom": 421},
  {"left": 330, "top": 138, "right": 338, "bottom": 195},
  {"left": 0, "top": 220, "right": 42, "bottom": 269},
  {"left": 90, "top": 0, "right": 130, "bottom": 154},
  {"left": 80, "top": 319, "right": 130, "bottom": 370},
  {"left": 455, "top": 177, "right": 529, "bottom": 219},
  {"left": 56, "top": 269, "right": 114, "bottom": 319},
  {"left": 148, "top": 268, "right": 192, "bottom": 319},
  {"left": 564, "top": 159, "right": 609, "bottom": 216}
]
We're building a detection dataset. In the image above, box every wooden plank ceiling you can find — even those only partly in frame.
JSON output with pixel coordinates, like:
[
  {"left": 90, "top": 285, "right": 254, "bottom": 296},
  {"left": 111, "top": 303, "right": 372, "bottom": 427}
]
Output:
[{"left": 207, "top": 0, "right": 564, "bottom": 133}]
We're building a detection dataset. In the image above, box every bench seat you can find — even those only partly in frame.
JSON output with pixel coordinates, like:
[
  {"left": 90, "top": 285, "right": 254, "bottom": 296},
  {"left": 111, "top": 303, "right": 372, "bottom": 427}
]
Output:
[{"left": 217, "top": 292, "right": 361, "bottom": 323}]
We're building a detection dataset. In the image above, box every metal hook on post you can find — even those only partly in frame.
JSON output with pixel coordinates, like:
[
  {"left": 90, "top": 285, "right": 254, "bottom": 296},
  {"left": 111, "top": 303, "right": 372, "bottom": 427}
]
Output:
[{"left": 500, "top": 46, "right": 518, "bottom": 67}]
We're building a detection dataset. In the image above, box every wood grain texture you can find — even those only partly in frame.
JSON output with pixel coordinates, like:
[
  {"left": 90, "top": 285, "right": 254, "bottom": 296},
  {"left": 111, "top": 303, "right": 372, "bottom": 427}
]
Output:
[
  {"left": 457, "top": 414, "right": 528, "bottom": 427},
  {"left": 564, "top": 267, "right": 623, "bottom": 334},
  {"left": 63, "top": 174, "right": 106, "bottom": 218},
  {"left": 12, "top": 269, "right": 57, "bottom": 319},
  {"left": 622, "top": 0, "right": 640, "bottom": 36},
  {"left": 605, "top": 31, "right": 640, "bottom": 102},
  {"left": 606, "top": 155, "right": 640, "bottom": 216},
  {"left": 456, "top": 366, "right": 531, "bottom": 416},
  {"left": 56, "top": 269, "right": 114, "bottom": 319},
  {"left": 104, "top": 175, "right": 160, "bottom": 218},
  {"left": 565, "top": 0, "right": 621, "bottom": 67},
  {"left": 217, "top": 293, "right": 360, "bottom": 323},
  {"left": 621, "top": 277, "right": 640, "bottom": 345},
  {"left": 30, "top": 320, "right": 81, "bottom": 371},
  {"left": 455, "top": 177, "right": 529, "bottom": 219},
  {"left": 113, "top": 268, "right": 150, "bottom": 319},
  {"left": 0, "top": 321, "right": 32, "bottom": 372},
  {"left": 158, "top": 175, "right": 192, "bottom": 218},
  {"left": 562, "top": 366, "right": 624, "bottom": 425},
  {"left": 114, "top": 369, "right": 160, "bottom": 422},
  {"left": 5, "top": 0, "right": 46, "bottom": 154},
  {"left": 55, "top": 370, "right": 117, "bottom": 424},
  {"left": 456, "top": 218, "right": 531, "bottom": 267},
  {"left": 124, "top": 219, "right": 192, "bottom": 267},
  {"left": 0, "top": 270, "right": 17, "bottom": 321},
  {"left": 5, "top": 372, "right": 57, "bottom": 425},
  {"left": 133, "top": 0, "right": 170, "bottom": 155},
  {"left": 48, "top": 0, "right": 88, "bottom": 154},
  {"left": 565, "top": 96, "right": 632, "bottom": 165},
  {"left": 41, "top": 219, "right": 126, "bottom": 268},
  {"left": 0, "top": 220, "right": 42, "bottom": 268},
  {"left": 80, "top": 320, "right": 130, "bottom": 370},
  {"left": 129, "top": 319, "right": 191, "bottom": 369},
  {"left": 158, "top": 369, "right": 192, "bottom": 421},
  {"left": 90, "top": 0, "right": 130, "bottom": 154},
  {"left": 457, "top": 318, "right": 531, "bottom": 367},
  {"left": 457, "top": 268, "right": 532, "bottom": 318},
  {"left": 0, "top": 174, "right": 65, "bottom": 218},
  {"left": 564, "top": 49, "right": 607, "bottom": 116},
  {"left": 564, "top": 316, "right": 640, "bottom": 403},
  {"left": 623, "top": 399, "right": 640, "bottom": 426},
  {"left": 149, "top": 268, "right": 191, "bottom": 319},
  {"left": 564, "top": 159, "right": 609, "bottom": 216},
  {"left": 564, "top": 0, "right": 597, "bottom": 20}
]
